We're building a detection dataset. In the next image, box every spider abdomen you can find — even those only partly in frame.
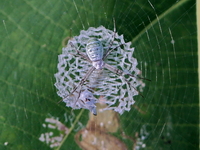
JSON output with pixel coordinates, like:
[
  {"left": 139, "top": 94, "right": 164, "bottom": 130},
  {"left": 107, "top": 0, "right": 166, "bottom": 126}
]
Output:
[{"left": 86, "top": 38, "right": 104, "bottom": 62}]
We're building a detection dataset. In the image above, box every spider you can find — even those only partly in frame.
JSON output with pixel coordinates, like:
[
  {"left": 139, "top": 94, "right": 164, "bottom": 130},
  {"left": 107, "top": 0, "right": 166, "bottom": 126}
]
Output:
[{"left": 63, "top": 30, "right": 150, "bottom": 113}]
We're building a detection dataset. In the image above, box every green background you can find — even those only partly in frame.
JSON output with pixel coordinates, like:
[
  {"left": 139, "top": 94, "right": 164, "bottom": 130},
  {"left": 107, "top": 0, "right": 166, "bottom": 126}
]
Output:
[{"left": 0, "top": 0, "right": 198, "bottom": 149}]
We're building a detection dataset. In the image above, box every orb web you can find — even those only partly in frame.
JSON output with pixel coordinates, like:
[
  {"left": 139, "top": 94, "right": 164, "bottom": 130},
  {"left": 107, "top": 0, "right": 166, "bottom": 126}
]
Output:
[{"left": 54, "top": 26, "right": 145, "bottom": 114}]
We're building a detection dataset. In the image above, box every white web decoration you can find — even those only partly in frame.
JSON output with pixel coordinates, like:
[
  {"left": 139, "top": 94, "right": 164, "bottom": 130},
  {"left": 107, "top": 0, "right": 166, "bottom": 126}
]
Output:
[{"left": 54, "top": 25, "right": 146, "bottom": 114}]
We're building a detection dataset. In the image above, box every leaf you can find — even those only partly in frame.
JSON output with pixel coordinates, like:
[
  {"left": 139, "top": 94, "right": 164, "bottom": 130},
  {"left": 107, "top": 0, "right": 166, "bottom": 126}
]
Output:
[{"left": 0, "top": 0, "right": 198, "bottom": 150}]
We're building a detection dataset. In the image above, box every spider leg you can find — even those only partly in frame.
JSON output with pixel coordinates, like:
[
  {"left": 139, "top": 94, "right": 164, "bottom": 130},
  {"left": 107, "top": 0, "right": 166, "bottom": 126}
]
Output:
[
  {"left": 103, "top": 43, "right": 124, "bottom": 60},
  {"left": 68, "top": 52, "right": 90, "bottom": 62},
  {"left": 104, "top": 63, "right": 150, "bottom": 81},
  {"left": 103, "top": 18, "right": 122, "bottom": 60},
  {"left": 73, "top": 87, "right": 82, "bottom": 108},
  {"left": 104, "top": 63, "right": 146, "bottom": 97},
  {"left": 59, "top": 42, "right": 95, "bottom": 103},
  {"left": 63, "top": 66, "right": 96, "bottom": 101},
  {"left": 69, "top": 42, "right": 92, "bottom": 62},
  {"left": 105, "top": 18, "right": 116, "bottom": 52}
]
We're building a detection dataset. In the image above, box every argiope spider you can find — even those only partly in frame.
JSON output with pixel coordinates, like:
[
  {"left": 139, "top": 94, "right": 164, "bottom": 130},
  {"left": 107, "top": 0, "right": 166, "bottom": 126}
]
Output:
[{"left": 62, "top": 24, "right": 150, "bottom": 115}]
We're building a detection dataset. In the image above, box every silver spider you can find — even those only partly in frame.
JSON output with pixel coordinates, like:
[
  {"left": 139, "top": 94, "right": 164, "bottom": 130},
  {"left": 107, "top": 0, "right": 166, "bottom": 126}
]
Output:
[
  {"left": 55, "top": 25, "right": 150, "bottom": 115},
  {"left": 64, "top": 37, "right": 149, "bottom": 115}
]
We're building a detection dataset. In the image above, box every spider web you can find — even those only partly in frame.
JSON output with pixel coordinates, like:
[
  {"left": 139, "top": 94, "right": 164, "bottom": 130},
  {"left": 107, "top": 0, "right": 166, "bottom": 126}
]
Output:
[
  {"left": 0, "top": 0, "right": 198, "bottom": 150},
  {"left": 54, "top": 26, "right": 144, "bottom": 114}
]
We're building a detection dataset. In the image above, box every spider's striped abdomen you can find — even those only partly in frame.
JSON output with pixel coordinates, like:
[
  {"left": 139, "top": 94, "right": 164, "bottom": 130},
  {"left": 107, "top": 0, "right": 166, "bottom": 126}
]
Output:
[{"left": 86, "top": 38, "right": 104, "bottom": 62}]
